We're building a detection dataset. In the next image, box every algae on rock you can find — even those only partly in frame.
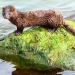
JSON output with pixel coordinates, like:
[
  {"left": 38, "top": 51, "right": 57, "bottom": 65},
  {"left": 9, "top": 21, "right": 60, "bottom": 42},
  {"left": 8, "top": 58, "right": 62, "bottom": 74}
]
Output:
[{"left": 0, "top": 20, "right": 75, "bottom": 70}]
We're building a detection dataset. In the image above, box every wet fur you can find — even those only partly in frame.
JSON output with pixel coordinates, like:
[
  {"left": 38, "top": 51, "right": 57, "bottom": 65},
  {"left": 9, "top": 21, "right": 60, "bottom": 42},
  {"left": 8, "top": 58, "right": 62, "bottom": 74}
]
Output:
[{"left": 2, "top": 5, "right": 75, "bottom": 35}]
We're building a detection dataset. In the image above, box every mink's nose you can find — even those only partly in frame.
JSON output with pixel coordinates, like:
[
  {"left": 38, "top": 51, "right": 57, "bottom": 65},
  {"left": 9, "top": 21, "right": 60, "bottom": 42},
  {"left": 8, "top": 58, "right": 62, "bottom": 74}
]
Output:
[{"left": 3, "top": 13, "right": 10, "bottom": 19}]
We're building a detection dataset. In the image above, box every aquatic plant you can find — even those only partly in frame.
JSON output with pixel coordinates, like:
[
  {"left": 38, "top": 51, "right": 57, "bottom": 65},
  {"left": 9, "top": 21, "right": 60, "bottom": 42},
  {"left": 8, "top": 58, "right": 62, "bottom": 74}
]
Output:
[{"left": 0, "top": 20, "right": 75, "bottom": 70}]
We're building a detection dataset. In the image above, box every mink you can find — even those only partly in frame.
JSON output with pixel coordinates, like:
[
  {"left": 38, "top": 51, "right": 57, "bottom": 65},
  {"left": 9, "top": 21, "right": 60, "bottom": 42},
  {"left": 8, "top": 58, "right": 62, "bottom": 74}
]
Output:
[{"left": 2, "top": 5, "right": 75, "bottom": 35}]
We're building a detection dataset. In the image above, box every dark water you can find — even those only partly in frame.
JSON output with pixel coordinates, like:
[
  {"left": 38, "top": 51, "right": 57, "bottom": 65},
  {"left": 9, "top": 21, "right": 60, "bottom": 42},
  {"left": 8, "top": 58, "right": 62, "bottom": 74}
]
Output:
[
  {"left": 12, "top": 68, "right": 62, "bottom": 75},
  {"left": 0, "top": 0, "right": 75, "bottom": 75}
]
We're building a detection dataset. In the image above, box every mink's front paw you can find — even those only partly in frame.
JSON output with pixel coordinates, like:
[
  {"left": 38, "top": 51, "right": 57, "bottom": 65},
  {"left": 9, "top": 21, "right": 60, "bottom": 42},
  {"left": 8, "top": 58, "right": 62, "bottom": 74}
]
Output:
[{"left": 13, "top": 30, "right": 22, "bottom": 36}]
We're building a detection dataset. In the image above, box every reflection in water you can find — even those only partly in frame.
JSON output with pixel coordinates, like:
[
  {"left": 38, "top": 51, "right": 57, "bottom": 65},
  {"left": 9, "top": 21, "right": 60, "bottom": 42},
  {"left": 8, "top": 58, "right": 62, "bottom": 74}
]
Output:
[
  {"left": 0, "top": 59, "right": 16, "bottom": 75},
  {"left": 12, "top": 68, "right": 62, "bottom": 75},
  {"left": 0, "top": 59, "right": 62, "bottom": 75},
  {"left": 0, "top": 58, "right": 75, "bottom": 75}
]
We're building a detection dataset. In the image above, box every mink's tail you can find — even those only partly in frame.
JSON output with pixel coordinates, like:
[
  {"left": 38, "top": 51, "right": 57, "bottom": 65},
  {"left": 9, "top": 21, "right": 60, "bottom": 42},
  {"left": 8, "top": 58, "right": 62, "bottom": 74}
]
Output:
[{"left": 63, "top": 21, "right": 75, "bottom": 36}]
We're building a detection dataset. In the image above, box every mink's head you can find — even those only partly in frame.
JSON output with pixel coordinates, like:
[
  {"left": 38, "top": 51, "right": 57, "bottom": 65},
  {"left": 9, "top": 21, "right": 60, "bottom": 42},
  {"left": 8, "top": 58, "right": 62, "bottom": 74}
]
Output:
[{"left": 2, "top": 5, "right": 18, "bottom": 19}]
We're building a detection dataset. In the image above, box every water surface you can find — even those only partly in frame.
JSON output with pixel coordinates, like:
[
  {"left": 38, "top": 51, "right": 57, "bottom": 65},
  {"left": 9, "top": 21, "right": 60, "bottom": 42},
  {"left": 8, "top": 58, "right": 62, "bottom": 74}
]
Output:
[{"left": 0, "top": 59, "right": 16, "bottom": 75}]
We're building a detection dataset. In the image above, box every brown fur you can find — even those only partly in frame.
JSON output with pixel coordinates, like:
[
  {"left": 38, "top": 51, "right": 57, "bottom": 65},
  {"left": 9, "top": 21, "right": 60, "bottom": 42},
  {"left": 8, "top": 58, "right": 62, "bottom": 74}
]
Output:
[{"left": 2, "top": 5, "right": 75, "bottom": 35}]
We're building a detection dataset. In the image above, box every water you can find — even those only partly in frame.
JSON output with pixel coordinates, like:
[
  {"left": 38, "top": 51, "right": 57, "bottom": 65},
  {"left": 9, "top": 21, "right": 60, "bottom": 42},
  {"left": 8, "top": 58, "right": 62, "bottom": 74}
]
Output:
[
  {"left": 1, "top": 59, "right": 75, "bottom": 75},
  {"left": 0, "top": 59, "right": 16, "bottom": 75},
  {"left": 0, "top": 0, "right": 75, "bottom": 75}
]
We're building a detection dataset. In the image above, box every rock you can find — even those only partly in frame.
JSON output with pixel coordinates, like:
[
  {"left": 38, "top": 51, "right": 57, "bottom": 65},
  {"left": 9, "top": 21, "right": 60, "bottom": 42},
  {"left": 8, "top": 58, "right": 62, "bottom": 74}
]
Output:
[{"left": 0, "top": 20, "right": 75, "bottom": 70}]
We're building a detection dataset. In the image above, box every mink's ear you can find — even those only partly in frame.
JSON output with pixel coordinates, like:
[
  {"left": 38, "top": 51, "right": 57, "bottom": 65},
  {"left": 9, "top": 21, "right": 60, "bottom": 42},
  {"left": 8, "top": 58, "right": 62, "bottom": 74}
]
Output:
[
  {"left": 11, "top": 7, "right": 15, "bottom": 11},
  {"left": 2, "top": 7, "right": 5, "bottom": 10}
]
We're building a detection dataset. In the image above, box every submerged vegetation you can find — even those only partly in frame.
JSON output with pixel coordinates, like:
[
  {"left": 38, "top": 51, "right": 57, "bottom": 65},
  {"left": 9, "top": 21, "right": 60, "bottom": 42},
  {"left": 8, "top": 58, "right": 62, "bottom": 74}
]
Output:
[{"left": 0, "top": 20, "right": 75, "bottom": 70}]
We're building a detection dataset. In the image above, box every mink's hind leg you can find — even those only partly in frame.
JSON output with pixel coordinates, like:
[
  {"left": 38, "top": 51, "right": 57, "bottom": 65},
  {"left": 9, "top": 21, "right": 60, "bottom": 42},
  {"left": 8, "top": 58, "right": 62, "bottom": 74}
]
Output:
[
  {"left": 14, "top": 26, "right": 23, "bottom": 36},
  {"left": 41, "top": 25, "right": 57, "bottom": 33},
  {"left": 48, "top": 27, "right": 58, "bottom": 33}
]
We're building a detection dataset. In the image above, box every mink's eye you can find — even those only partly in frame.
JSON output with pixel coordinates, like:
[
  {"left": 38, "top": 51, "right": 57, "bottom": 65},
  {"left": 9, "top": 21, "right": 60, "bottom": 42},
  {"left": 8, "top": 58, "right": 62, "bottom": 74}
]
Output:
[
  {"left": 9, "top": 13, "right": 11, "bottom": 15},
  {"left": 3, "top": 12, "right": 6, "bottom": 16},
  {"left": 9, "top": 12, "right": 13, "bottom": 16}
]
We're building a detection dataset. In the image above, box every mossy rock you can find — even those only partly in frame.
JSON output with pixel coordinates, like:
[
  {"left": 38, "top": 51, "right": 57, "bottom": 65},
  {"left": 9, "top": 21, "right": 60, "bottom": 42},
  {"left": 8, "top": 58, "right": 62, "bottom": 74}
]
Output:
[{"left": 0, "top": 20, "right": 75, "bottom": 70}]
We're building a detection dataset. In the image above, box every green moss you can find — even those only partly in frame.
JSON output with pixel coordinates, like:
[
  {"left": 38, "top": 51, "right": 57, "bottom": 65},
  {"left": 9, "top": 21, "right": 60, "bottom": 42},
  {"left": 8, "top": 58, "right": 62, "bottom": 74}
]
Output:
[{"left": 0, "top": 20, "right": 75, "bottom": 70}]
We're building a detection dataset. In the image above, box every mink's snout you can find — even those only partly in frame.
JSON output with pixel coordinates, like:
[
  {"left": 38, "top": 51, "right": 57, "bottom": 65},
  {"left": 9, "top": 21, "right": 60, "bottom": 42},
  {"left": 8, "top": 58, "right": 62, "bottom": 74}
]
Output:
[{"left": 3, "top": 12, "right": 10, "bottom": 19}]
